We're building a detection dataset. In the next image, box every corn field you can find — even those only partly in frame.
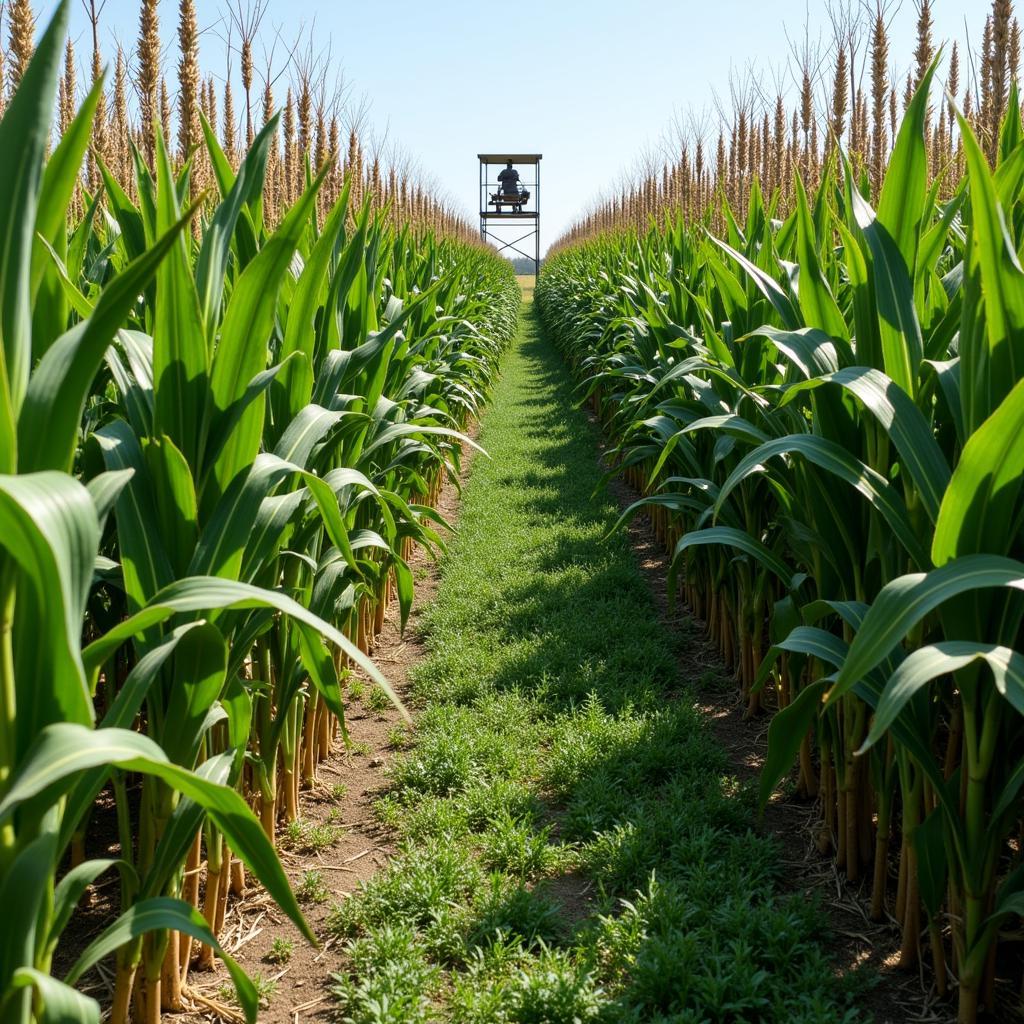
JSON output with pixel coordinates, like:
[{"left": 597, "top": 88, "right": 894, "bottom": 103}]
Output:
[
  {"left": 0, "top": 2, "right": 518, "bottom": 1022},
  {"left": 8, "top": 0, "right": 1024, "bottom": 1019},
  {"left": 538, "top": 14, "right": 1024, "bottom": 1023}
]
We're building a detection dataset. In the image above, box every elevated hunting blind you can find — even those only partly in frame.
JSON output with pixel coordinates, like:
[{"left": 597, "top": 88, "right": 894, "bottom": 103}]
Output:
[{"left": 478, "top": 153, "right": 542, "bottom": 273}]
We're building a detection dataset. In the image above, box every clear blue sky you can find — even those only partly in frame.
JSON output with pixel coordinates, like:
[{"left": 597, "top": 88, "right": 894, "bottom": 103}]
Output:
[{"left": 54, "top": 0, "right": 985, "bottom": 252}]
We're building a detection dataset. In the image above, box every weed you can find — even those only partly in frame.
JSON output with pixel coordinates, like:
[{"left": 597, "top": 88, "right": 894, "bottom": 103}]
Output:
[
  {"left": 480, "top": 812, "right": 559, "bottom": 879},
  {"left": 219, "top": 973, "right": 278, "bottom": 1007},
  {"left": 466, "top": 875, "right": 563, "bottom": 949},
  {"left": 373, "top": 794, "right": 402, "bottom": 829},
  {"left": 505, "top": 948, "right": 603, "bottom": 1022},
  {"left": 366, "top": 685, "right": 392, "bottom": 716},
  {"left": 282, "top": 817, "right": 341, "bottom": 854},
  {"left": 328, "top": 839, "right": 483, "bottom": 938},
  {"left": 387, "top": 724, "right": 411, "bottom": 749},
  {"left": 330, "top": 925, "right": 438, "bottom": 1024},
  {"left": 264, "top": 937, "right": 294, "bottom": 964},
  {"left": 296, "top": 869, "right": 329, "bottom": 904}
]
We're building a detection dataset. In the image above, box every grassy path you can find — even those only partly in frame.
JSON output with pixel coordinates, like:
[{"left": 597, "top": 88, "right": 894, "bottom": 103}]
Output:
[{"left": 326, "top": 305, "right": 869, "bottom": 1023}]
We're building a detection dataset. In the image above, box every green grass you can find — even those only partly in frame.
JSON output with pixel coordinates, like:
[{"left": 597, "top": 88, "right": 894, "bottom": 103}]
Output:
[{"left": 327, "top": 304, "right": 871, "bottom": 1023}]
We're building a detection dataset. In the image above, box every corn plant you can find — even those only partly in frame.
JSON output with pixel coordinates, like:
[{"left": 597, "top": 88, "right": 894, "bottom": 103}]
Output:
[
  {"left": 538, "top": 69, "right": 1024, "bottom": 1024},
  {"left": 0, "top": 3, "right": 519, "bottom": 1021},
  {"left": 0, "top": 6, "right": 316, "bottom": 1022}
]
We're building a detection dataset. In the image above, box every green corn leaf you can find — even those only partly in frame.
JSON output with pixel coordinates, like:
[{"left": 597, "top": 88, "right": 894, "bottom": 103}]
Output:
[
  {"left": 773, "top": 625, "right": 849, "bottom": 667},
  {"left": 982, "top": 885, "right": 1024, "bottom": 944},
  {"left": 710, "top": 235, "right": 801, "bottom": 329},
  {"left": 190, "top": 453, "right": 299, "bottom": 579},
  {"left": 97, "top": 157, "right": 147, "bottom": 261},
  {"left": 195, "top": 113, "right": 280, "bottom": 334},
  {"left": 0, "top": 0, "right": 70, "bottom": 471},
  {"left": 81, "top": 575, "right": 392, "bottom": 698},
  {"left": 755, "top": 326, "right": 842, "bottom": 378},
  {"left": 6, "top": 968, "right": 100, "bottom": 1024},
  {"left": 30, "top": 73, "right": 107, "bottom": 356},
  {"left": 47, "top": 859, "right": 138, "bottom": 958},
  {"left": 876, "top": 60, "right": 937, "bottom": 274},
  {"left": 914, "top": 805, "right": 949, "bottom": 918},
  {"left": 360, "top": 422, "right": 487, "bottom": 460},
  {"left": 140, "top": 753, "right": 233, "bottom": 900},
  {"left": 933, "top": 376, "right": 1024, "bottom": 563},
  {"left": 207, "top": 165, "right": 329, "bottom": 500},
  {"left": 130, "top": 142, "right": 158, "bottom": 242},
  {"left": 160, "top": 622, "right": 229, "bottom": 767},
  {"left": 393, "top": 553, "right": 415, "bottom": 632},
  {"left": 273, "top": 404, "right": 345, "bottom": 468},
  {"left": 999, "top": 84, "right": 1023, "bottom": 164},
  {"left": 923, "top": 357, "right": 964, "bottom": 445},
  {"left": 0, "top": 473, "right": 98, "bottom": 745},
  {"left": 94, "top": 419, "right": 177, "bottom": 610},
  {"left": 0, "top": 832, "right": 57, "bottom": 1020},
  {"left": 919, "top": 192, "right": 966, "bottom": 279},
  {"left": 294, "top": 623, "right": 355, "bottom": 720},
  {"left": 672, "top": 526, "right": 796, "bottom": 589},
  {"left": 780, "top": 366, "right": 951, "bottom": 523},
  {"left": 759, "top": 678, "right": 827, "bottom": 811},
  {"left": 199, "top": 110, "right": 238, "bottom": 199},
  {"left": 956, "top": 110, "right": 1024, "bottom": 433},
  {"left": 151, "top": 129, "right": 208, "bottom": 474},
  {"left": 793, "top": 174, "right": 847, "bottom": 339},
  {"left": 0, "top": 724, "right": 175, "bottom": 820},
  {"left": 714, "top": 434, "right": 929, "bottom": 568},
  {"left": 831, "top": 556, "right": 1024, "bottom": 703},
  {"left": 850, "top": 187, "right": 923, "bottom": 397},
  {"left": 64, "top": 897, "right": 257, "bottom": 1023},
  {"left": 57, "top": 625, "right": 209, "bottom": 852},
  {"left": 20, "top": 207, "right": 193, "bottom": 473},
  {"left": 143, "top": 434, "right": 199, "bottom": 578},
  {"left": 2, "top": 722, "right": 314, "bottom": 945},
  {"left": 86, "top": 468, "right": 135, "bottom": 533},
  {"left": 277, "top": 181, "right": 351, "bottom": 410},
  {"left": 201, "top": 354, "right": 306, "bottom": 479},
  {"left": 860, "top": 641, "right": 1024, "bottom": 754}
]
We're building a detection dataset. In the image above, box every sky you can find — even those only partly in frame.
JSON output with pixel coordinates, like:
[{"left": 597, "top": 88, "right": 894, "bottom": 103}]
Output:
[{"left": 52, "top": 0, "right": 990, "bottom": 254}]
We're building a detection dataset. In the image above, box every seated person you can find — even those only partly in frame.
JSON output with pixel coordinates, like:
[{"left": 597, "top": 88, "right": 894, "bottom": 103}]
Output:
[{"left": 498, "top": 161, "right": 520, "bottom": 196}]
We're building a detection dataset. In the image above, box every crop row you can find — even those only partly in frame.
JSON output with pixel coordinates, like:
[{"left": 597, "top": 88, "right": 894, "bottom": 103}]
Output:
[
  {"left": 0, "top": 4, "right": 519, "bottom": 1023},
  {"left": 538, "top": 69, "right": 1024, "bottom": 1024}
]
